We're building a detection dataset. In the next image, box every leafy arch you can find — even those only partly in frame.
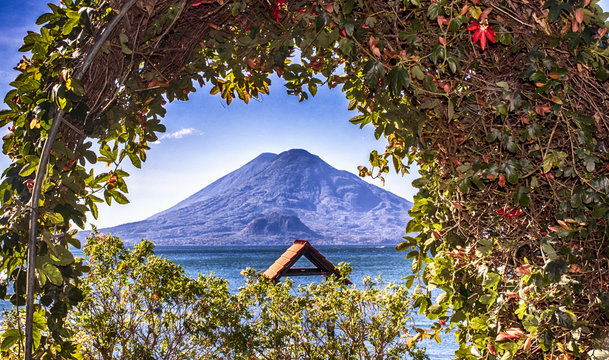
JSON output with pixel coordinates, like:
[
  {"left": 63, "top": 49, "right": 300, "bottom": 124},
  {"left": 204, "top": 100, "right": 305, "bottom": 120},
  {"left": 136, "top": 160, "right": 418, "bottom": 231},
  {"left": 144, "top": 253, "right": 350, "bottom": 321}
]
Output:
[{"left": 1, "top": 0, "right": 608, "bottom": 358}]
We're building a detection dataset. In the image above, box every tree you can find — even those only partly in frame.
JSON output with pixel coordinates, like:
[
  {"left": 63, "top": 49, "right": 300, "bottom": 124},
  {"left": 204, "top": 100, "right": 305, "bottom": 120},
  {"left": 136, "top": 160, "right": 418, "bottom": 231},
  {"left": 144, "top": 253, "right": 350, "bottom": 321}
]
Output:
[
  {"left": 70, "top": 232, "right": 428, "bottom": 359},
  {"left": 72, "top": 232, "right": 249, "bottom": 359},
  {"left": 0, "top": 0, "right": 607, "bottom": 358}
]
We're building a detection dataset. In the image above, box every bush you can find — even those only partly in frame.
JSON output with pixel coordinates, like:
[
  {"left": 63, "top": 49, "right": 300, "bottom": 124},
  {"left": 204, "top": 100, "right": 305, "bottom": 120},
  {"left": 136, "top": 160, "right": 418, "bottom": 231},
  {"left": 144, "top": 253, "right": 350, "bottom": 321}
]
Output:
[{"left": 69, "top": 232, "right": 429, "bottom": 359}]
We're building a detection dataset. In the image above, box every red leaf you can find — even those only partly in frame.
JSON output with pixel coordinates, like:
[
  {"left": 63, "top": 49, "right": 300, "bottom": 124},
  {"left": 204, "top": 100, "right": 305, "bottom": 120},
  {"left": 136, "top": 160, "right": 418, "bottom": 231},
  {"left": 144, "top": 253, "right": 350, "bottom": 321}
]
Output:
[
  {"left": 498, "top": 174, "right": 506, "bottom": 187},
  {"left": 496, "top": 328, "right": 525, "bottom": 341},
  {"left": 523, "top": 337, "right": 533, "bottom": 352},
  {"left": 572, "top": 19, "right": 579, "bottom": 32},
  {"left": 192, "top": 0, "right": 214, "bottom": 7},
  {"left": 480, "top": 7, "right": 492, "bottom": 21},
  {"left": 515, "top": 264, "right": 531, "bottom": 275},
  {"left": 487, "top": 342, "right": 497, "bottom": 355},
  {"left": 575, "top": 9, "right": 584, "bottom": 24}
]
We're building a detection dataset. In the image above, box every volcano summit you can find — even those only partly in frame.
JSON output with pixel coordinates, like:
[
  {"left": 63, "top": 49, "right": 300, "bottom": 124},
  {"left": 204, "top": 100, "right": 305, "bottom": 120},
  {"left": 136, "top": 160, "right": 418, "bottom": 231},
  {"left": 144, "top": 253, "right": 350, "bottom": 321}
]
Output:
[{"left": 89, "top": 149, "right": 413, "bottom": 245}]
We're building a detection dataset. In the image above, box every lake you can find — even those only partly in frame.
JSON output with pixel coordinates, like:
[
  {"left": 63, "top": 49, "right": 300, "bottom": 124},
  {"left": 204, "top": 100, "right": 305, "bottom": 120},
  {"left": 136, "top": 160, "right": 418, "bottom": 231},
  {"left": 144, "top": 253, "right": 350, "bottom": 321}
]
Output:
[{"left": 145, "top": 245, "right": 458, "bottom": 359}]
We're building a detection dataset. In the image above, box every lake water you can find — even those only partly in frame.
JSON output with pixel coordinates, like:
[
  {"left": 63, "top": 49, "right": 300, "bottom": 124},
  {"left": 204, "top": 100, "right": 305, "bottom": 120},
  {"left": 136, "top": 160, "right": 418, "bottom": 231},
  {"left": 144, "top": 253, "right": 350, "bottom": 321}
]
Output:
[
  {"left": 152, "top": 245, "right": 458, "bottom": 359},
  {"left": 3, "top": 245, "right": 458, "bottom": 359}
]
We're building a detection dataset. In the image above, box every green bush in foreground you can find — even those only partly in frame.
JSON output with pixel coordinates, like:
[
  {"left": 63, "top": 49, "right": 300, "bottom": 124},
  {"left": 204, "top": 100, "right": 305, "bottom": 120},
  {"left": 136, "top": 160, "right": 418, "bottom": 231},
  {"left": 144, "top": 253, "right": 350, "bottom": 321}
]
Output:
[{"left": 64, "top": 232, "right": 431, "bottom": 359}]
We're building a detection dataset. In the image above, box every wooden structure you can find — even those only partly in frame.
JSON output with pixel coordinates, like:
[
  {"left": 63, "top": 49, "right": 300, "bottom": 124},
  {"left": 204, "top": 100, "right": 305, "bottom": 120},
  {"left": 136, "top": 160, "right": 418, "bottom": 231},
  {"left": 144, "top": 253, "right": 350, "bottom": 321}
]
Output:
[{"left": 263, "top": 240, "right": 352, "bottom": 284}]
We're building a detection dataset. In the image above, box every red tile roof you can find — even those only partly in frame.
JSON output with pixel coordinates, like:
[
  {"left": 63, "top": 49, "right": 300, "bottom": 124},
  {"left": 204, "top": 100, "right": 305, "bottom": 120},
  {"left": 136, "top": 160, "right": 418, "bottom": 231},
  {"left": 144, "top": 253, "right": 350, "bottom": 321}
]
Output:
[{"left": 263, "top": 240, "right": 351, "bottom": 284}]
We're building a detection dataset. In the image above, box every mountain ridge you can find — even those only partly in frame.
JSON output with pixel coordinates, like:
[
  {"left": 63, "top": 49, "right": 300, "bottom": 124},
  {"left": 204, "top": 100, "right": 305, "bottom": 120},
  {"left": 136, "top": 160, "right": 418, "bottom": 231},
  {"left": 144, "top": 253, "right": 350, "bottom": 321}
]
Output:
[{"left": 83, "top": 149, "right": 412, "bottom": 245}]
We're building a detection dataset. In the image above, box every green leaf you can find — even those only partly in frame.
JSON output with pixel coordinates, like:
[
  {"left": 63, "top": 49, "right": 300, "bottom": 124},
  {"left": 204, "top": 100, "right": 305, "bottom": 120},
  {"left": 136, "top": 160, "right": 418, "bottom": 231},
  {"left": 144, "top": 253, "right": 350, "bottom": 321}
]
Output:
[
  {"left": 483, "top": 272, "right": 501, "bottom": 290},
  {"left": 542, "top": 152, "right": 554, "bottom": 173},
  {"left": 539, "top": 330, "right": 553, "bottom": 351},
  {"left": 427, "top": 304, "right": 443, "bottom": 314},
  {"left": 543, "top": 0, "right": 571, "bottom": 22},
  {"left": 514, "top": 186, "right": 530, "bottom": 207},
  {"left": 411, "top": 65, "right": 425, "bottom": 81},
  {"left": 470, "top": 317, "right": 488, "bottom": 330},
  {"left": 411, "top": 258, "right": 421, "bottom": 273},
  {"left": 583, "top": 154, "right": 597, "bottom": 172},
  {"left": 422, "top": 75, "right": 437, "bottom": 92},
  {"left": 436, "top": 292, "right": 449, "bottom": 304},
  {"left": 388, "top": 67, "right": 410, "bottom": 96},
  {"left": 99, "top": 144, "right": 116, "bottom": 163},
  {"left": 339, "top": 38, "right": 354, "bottom": 55},
  {"left": 399, "top": 31, "right": 419, "bottom": 44},
  {"left": 503, "top": 135, "right": 518, "bottom": 153},
  {"left": 402, "top": 249, "right": 418, "bottom": 260},
  {"left": 475, "top": 238, "right": 494, "bottom": 257},
  {"left": 427, "top": 3, "right": 441, "bottom": 19},
  {"left": 405, "top": 275, "right": 415, "bottom": 288},
  {"left": 49, "top": 244, "right": 75, "bottom": 266},
  {"left": 32, "top": 309, "right": 46, "bottom": 349},
  {"left": 127, "top": 153, "right": 142, "bottom": 168},
  {"left": 405, "top": 219, "right": 422, "bottom": 233},
  {"left": 395, "top": 240, "right": 410, "bottom": 251},
  {"left": 83, "top": 150, "right": 97, "bottom": 164},
  {"left": 447, "top": 57, "right": 458, "bottom": 73},
  {"left": 66, "top": 77, "right": 84, "bottom": 96},
  {"left": 62, "top": 16, "right": 79, "bottom": 35},
  {"left": 119, "top": 33, "right": 132, "bottom": 55},
  {"left": 308, "top": 83, "right": 317, "bottom": 96},
  {"left": 104, "top": 189, "right": 112, "bottom": 205},
  {"left": 19, "top": 161, "right": 38, "bottom": 177},
  {"left": 40, "top": 263, "right": 63, "bottom": 286},
  {"left": 451, "top": 310, "right": 466, "bottom": 323},
  {"left": 596, "top": 66, "right": 609, "bottom": 82},
  {"left": 503, "top": 159, "right": 520, "bottom": 185},
  {"left": 541, "top": 242, "right": 558, "bottom": 260},
  {"left": 111, "top": 191, "right": 130, "bottom": 205},
  {"left": 544, "top": 259, "right": 567, "bottom": 282},
  {"left": 342, "top": 0, "right": 355, "bottom": 14},
  {"left": 556, "top": 310, "right": 576, "bottom": 329},
  {"left": 365, "top": 61, "right": 385, "bottom": 87},
  {"left": 447, "top": 99, "right": 454, "bottom": 120},
  {"left": 1, "top": 329, "right": 21, "bottom": 351}
]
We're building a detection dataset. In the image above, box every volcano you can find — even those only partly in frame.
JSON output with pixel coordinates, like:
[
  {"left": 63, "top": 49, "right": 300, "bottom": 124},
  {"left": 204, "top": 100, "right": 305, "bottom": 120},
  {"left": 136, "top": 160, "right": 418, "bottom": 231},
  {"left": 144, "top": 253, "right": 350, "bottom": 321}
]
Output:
[{"left": 88, "top": 149, "right": 413, "bottom": 245}]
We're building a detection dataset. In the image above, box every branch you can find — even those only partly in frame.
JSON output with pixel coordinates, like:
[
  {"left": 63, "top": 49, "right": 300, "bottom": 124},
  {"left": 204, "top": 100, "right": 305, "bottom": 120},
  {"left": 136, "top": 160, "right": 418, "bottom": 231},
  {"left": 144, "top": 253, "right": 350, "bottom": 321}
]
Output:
[{"left": 24, "top": 1, "right": 138, "bottom": 358}]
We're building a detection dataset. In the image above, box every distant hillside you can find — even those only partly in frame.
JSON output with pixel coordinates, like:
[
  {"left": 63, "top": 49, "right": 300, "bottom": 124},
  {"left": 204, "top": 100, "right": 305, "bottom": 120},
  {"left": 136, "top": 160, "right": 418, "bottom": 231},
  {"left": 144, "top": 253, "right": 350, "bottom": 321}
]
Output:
[{"left": 83, "top": 149, "right": 413, "bottom": 245}]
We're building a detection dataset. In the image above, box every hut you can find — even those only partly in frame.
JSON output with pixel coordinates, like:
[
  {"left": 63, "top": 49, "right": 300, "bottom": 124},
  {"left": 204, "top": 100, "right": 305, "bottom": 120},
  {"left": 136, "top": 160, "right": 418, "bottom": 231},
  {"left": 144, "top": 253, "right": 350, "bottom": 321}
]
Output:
[{"left": 263, "top": 240, "right": 352, "bottom": 284}]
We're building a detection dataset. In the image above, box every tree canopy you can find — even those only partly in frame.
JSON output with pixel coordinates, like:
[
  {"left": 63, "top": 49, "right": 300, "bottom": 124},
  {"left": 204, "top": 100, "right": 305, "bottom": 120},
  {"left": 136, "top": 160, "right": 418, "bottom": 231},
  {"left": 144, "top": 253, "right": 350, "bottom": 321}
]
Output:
[{"left": 0, "top": 0, "right": 608, "bottom": 358}]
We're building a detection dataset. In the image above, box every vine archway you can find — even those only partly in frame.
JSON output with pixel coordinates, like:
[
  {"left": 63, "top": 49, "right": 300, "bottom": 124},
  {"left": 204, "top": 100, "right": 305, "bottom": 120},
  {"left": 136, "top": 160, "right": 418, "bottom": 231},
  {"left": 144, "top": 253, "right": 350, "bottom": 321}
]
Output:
[{"left": 1, "top": 0, "right": 608, "bottom": 358}]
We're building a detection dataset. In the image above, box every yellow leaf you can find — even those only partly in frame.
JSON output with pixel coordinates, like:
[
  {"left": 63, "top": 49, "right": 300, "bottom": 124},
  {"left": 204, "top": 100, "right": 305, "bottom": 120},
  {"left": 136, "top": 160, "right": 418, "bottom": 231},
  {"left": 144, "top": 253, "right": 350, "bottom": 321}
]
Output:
[{"left": 468, "top": 6, "right": 482, "bottom": 20}]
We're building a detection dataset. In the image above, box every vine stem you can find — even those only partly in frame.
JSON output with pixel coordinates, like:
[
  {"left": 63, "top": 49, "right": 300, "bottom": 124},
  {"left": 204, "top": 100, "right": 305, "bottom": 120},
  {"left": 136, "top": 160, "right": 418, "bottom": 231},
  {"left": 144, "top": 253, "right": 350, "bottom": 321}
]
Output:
[{"left": 24, "top": 0, "right": 137, "bottom": 358}]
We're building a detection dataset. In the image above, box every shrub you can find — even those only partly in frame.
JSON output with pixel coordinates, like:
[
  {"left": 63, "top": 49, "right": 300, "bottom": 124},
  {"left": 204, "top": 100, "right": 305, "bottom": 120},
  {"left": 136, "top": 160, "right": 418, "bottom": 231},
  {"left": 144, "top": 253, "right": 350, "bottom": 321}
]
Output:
[{"left": 69, "top": 232, "right": 429, "bottom": 359}]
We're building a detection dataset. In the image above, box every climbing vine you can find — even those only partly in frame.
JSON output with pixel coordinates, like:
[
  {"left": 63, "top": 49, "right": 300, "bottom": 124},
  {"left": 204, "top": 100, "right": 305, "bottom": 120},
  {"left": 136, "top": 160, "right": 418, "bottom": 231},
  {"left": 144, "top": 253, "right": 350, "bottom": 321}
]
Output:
[{"left": 0, "top": 0, "right": 607, "bottom": 358}]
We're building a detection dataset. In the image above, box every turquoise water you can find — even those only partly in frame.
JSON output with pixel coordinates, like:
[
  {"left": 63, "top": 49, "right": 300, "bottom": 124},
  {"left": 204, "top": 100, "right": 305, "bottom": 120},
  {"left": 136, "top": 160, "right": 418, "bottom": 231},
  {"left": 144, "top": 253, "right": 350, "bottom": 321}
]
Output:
[
  {"left": 152, "top": 245, "right": 458, "bottom": 359},
  {"left": 3, "top": 245, "right": 458, "bottom": 359},
  {"left": 153, "top": 245, "right": 409, "bottom": 291}
]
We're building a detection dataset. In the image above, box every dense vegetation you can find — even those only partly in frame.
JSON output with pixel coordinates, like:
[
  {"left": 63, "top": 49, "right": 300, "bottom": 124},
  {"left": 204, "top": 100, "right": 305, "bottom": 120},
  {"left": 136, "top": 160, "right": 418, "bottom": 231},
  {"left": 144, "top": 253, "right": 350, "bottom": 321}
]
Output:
[
  {"left": 0, "top": 0, "right": 607, "bottom": 358},
  {"left": 2, "top": 233, "right": 429, "bottom": 359}
]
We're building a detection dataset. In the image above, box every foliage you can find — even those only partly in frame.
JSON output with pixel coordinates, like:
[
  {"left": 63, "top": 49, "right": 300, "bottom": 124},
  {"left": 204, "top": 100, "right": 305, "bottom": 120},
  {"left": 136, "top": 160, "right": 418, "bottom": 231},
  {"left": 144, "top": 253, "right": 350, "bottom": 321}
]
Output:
[
  {"left": 71, "top": 232, "right": 246, "bottom": 359},
  {"left": 237, "top": 268, "right": 431, "bottom": 359},
  {"left": 68, "top": 232, "right": 428, "bottom": 359},
  {"left": 0, "top": 0, "right": 608, "bottom": 358}
]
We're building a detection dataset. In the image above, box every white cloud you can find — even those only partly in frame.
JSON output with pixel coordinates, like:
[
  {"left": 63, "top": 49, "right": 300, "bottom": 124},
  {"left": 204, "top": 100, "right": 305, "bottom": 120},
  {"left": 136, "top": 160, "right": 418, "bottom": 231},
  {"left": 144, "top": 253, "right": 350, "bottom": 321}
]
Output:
[{"left": 153, "top": 128, "right": 202, "bottom": 144}]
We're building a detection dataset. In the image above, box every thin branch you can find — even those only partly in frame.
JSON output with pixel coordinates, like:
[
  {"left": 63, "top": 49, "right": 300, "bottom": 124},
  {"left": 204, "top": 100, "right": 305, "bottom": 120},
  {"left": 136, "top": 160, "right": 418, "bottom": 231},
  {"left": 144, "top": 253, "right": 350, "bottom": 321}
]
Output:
[{"left": 24, "top": 0, "right": 138, "bottom": 358}]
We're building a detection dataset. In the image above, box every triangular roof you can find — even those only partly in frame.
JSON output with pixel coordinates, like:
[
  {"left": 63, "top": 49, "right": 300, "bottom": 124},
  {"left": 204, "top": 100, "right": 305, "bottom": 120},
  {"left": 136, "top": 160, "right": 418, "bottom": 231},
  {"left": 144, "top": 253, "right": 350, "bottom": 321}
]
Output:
[{"left": 263, "top": 240, "right": 352, "bottom": 284}]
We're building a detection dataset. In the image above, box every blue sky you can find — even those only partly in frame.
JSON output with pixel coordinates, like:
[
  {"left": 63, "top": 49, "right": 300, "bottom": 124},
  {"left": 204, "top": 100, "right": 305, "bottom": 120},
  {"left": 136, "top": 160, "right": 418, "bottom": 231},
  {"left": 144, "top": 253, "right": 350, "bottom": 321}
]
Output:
[{"left": 1, "top": 1, "right": 608, "bottom": 229}]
